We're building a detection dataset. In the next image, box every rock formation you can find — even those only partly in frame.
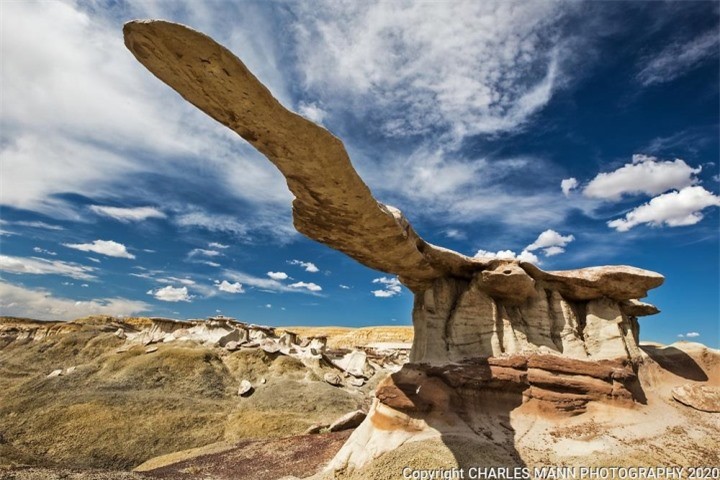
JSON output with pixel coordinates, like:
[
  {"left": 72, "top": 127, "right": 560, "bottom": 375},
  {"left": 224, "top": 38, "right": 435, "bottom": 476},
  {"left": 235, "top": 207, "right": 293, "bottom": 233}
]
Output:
[{"left": 123, "top": 20, "right": 672, "bottom": 473}]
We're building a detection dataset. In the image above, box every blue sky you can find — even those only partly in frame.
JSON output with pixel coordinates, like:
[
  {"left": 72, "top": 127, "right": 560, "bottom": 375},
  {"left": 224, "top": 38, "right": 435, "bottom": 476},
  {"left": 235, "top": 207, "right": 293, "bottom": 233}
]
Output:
[{"left": 1, "top": 1, "right": 718, "bottom": 347}]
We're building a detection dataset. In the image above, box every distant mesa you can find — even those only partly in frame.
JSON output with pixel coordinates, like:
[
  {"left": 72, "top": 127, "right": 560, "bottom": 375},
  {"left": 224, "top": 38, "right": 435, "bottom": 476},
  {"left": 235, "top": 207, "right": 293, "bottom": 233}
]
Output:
[{"left": 121, "top": 20, "right": 717, "bottom": 475}]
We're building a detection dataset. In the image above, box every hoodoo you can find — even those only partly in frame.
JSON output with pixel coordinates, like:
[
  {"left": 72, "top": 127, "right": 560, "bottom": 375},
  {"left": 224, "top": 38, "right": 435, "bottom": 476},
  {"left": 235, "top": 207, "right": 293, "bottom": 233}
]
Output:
[{"left": 124, "top": 20, "right": 669, "bottom": 472}]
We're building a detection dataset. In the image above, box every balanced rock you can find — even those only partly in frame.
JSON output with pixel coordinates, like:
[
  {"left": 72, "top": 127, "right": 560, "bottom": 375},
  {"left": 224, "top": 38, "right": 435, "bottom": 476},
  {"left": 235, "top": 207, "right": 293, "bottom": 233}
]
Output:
[{"left": 123, "top": 21, "right": 668, "bottom": 474}]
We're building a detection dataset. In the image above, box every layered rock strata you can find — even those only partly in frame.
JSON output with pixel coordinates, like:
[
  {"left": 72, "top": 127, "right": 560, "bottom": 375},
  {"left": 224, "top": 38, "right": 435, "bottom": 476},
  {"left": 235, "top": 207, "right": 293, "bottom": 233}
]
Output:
[{"left": 122, "top": 20, "right": 668, "bottom": 473}]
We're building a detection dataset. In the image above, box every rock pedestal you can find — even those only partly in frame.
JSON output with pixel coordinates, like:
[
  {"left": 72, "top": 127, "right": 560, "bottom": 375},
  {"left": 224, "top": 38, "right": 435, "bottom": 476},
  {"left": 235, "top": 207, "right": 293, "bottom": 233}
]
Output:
[{"left": 122, "top": 20, "right": 667, "bottom": 475}]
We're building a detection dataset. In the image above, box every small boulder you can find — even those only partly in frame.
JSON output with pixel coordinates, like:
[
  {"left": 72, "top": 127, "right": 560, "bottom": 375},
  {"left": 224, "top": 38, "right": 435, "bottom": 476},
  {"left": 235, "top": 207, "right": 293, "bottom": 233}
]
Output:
[
  {"left": 64, "top": 366, "right": 76, "bottom": 375},
  {"left": 349, "top": 377, "right": 365, "bottom": 387},
  {"left": 328, "top": 410, "right": 366, "bottom": 432},
  {"left": 114, "top": 328, "right": 126, "bottom": 339},
  {"left": 224, "top": 341, "right": 239, "bottom": 351},
  {"left": 145, "top": 346, "right": 158, "bottom": 354},
  {"left": 304, "top": 424, "right": 328, "bottom": 434},
  {"left": 261, "top": 341, "right": 281, "bottom": 354},
  {"left": 672, "top": 384, "right": 720, "bottom": 413},
  {"left": 324, "top": 372, "right": 343, "bottom": 387},
  {"left": 47, "top": 369, "right": 62, "bottom": 378},
  {"left": 238, "top": 379, "right": 254, "bottom": 396}
]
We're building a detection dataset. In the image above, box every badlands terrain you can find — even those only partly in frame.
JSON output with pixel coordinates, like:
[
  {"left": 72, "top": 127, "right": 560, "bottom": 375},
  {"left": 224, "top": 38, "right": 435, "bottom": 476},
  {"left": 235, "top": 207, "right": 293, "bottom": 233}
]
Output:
[{"left": 0, "top": 314, "right": 718, "bottom": 480}]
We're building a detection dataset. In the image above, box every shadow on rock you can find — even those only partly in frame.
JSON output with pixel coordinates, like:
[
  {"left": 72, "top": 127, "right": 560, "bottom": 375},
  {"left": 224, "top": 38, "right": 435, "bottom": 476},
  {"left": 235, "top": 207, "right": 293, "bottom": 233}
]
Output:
[{"left": 641, "top": 345, "right": 708, "bottom": 381}]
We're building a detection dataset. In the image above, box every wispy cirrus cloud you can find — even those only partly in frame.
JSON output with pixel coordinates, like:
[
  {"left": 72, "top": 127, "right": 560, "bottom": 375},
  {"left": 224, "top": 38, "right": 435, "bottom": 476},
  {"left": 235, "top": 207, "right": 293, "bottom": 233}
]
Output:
[
  {"left": 637, "top": 29, "right": 719, "bottom": 86},
  {"left": 0, "top": 255, "right": 96, "bottom": 281},
  {"left": 293, "top": 1, "right": 570, "bottom": 139},
  {"left": 89, "top": 205, "right": 166, "bottom": 222}
]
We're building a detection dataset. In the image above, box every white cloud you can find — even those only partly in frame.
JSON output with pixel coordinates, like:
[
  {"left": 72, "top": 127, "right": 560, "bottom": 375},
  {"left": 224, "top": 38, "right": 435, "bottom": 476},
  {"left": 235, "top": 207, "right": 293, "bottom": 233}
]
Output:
[
  {"left": 63, "top": 239, "right": 135, "bottom": 259},
  {"left": 223, "top": 270, "right": 319, "bottom": 295},
  {"left": 608, "top": 186, "right": 720, "bottom": 232},
  {"left": 157, "top": 277, "right": 196, "bottom": 286},
  {"left": 267, "top": 271, "right": 289, "bottom": 280},
  {"left": 0, "top": 281, "right": 149, "bottom": 321},
  {"left": 189, "top": 248, "right": 222, "bottom": 257},
  {"left": 685, "top": 332, "right": 700, "bottom": 338},
  {"left": 526, "top": 229, "right": 575, "bottom": 257},
  {"left": 371, "top": 276, "right": 402, "bottom": 298},
  {"left": 289, "top": 260, "right": 319, "bottom": 273},
  {"left": 339, "top": 284, "right": 350, "bottom": 289},
  {"left": 293, "top": 1, "right": 568, "bottom": 138},
  {"left": 561, "top": 177, "right": 578, "bottom": 197},
  {"left": 216, "top": 280, "right": 245, "bottom": 294},
  {"left": 0, "top": 255, "right": 96, "bottom": 280},
  {"left": 297, "top": 102, "right": 327, "bottom": 124},
  {"left": 208, "top": 242, "right": 229, "bottom": 249},
  {"left": 87, "top": 257, "right": 101, "bottom": 263},
  {"left": 637, "top": 30, "right": 719, "bottom": 86},
  {"left": 33, "top": 247, "right": 57, "bottom": 256},
  {"left": 266, "top": 304, "right": 272, "bottom": 308},
  {"left": 1, "top": 1, "right": 293, "bottom": 225},
  {"left": 443, "top": 228, "right": 467, "bottom": 240},
  {"left": 583, "top": 155, "right": 701, "bottom": 201},
  {"left": 474, "top": 249, "right": 540, "bottom": 264},
  {"left": 288, "top": 281, "right": 322, "bottom": 292},
  {"left": 13, "top": 221, "right": 64, "bottom": 230},
  {"left": 89, "top": 205, "right": 166, "bottom": 222},
  {"left": 149, "top": 285, "right": 192, "bottom": 302}
]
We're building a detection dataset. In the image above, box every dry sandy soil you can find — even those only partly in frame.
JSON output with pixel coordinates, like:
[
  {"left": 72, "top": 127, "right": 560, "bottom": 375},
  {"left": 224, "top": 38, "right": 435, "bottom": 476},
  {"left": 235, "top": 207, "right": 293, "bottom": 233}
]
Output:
[{"left": 1, "top": 317, "right": 718, "bottom": 480}]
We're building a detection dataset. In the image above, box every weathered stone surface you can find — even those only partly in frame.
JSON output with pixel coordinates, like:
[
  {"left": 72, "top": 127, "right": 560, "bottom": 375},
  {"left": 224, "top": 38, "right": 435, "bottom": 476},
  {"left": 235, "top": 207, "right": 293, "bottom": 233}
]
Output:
[
  {"left": 672, "top": 384, "right": 720, "bottom": 412},
  {"left": 122, "top": 21, "right": 674, "bottom": 473},
  {"left": 620, "top": 299, "right": 660, "bottom": 317},
  {"left": 328, "top": 410, "right": 367, "bottom": 432},
  {"left": 330, "top": 350, "right": 371, "bottom": 378},
  {"left": 238, "top": 379, "right": 253, "bottom": 396},
  {"left": 323, "top": 372, "right": 343, "bottom": 387}
]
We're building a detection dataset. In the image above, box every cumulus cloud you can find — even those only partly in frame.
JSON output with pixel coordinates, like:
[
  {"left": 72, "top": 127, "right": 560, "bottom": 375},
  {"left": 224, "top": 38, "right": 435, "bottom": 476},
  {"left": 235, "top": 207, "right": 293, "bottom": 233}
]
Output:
[
  {"left": 473, "top": 249, "right": 540, "bottom": 264},
  {"left": 216, "top": 280, "right": 245, "bottom": 294},
  {"left": 294, "top": 1, "right": 569, "bottom": 138},
  {"left": 0, "top": 281, "right": 149, "bottom": 320},
  {"left": 608, "top": 186, "right": 720, "bottom": 232},
  {"left": 89, "top": 205, "right": 166, "bottom": 222},
  {"left": 33, "top": 247, "right": 57, "bottom": 256},
  {"left": 288, "top": 281, "right": 322, "bottom": 292},
  {"left": 371, "top": 277, "right": 402, "bottom": 298},
  {"left": 289, "top": 260, "right": 319, "bottom": 273},
  {"left": 677, "top": 332, "right": 700, "bottom": 339},
  {"left": 526, "top": 229, "right": 575, "bottom": 256},
  {"left": 583, "top": 155, "right": 701, "bottom": 201},
  {"left": 267, "top": 271, "right": 289, "bottom": 280},
  {"left": 148, "top": 285, "right": 192, "bottom": 302},
  {"left": 637, "top": 30, "right": 719, "bottom": 86},
  {"left": 561, "top": 177, "right": 578, "bottom": 197},
  {"left": 63, "top": 239, "right": 135, "bottom": 259},
  {"left": 0, "top": 255, "right": 96, "bottom": 280}
]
